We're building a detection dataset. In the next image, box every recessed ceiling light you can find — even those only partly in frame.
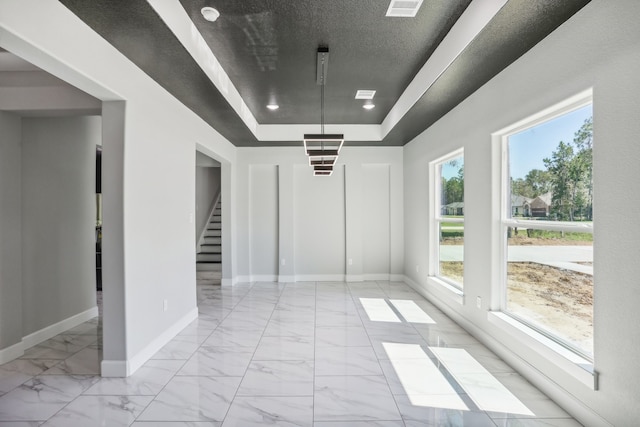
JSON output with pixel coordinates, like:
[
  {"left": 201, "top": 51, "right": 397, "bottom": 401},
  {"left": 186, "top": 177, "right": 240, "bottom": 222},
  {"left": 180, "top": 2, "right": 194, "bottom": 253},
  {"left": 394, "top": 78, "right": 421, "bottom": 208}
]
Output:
[
  {"left": 266, "top": 104, "right": 279, "bottom": 110},
  {"left": 355, "top": 90, "right": 376, "bottom": 100},
  {"left": 386, "top": 0, "right": 423, "bottom": 17},
  {"left": 363, "top": 104, "right": 375, "bottom": 110},
  {"left": 201, "top": 7, "right": 220, "bottom": 22}
]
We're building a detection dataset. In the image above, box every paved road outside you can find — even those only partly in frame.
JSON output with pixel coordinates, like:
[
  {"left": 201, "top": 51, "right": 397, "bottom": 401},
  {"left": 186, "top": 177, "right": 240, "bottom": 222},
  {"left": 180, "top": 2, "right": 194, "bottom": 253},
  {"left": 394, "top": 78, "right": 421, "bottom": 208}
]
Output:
[{"left": 440, "top": 245, "right": 593, "bottom": 275}]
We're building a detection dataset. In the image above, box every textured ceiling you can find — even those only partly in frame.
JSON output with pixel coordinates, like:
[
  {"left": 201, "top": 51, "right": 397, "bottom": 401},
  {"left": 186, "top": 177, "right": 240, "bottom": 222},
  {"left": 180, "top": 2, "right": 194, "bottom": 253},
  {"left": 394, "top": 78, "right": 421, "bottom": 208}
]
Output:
[
  {"left": 180, "top": 0, "right": 471, "bottom": 125},
  {"left": 59, "top": 0, "right": 591, "bottom": 147}
]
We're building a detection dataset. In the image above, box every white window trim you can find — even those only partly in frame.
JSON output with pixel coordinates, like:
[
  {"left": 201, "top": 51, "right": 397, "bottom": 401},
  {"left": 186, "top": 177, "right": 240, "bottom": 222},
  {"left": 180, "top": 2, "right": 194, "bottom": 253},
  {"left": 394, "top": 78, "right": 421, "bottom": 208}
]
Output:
[
  {"left": 429, "top": 148, "right": 464, "bottom": 293},
  {"left": 487, "top": 311, "right": 597, "bottom": 390},
  {"left": 491, "top": 88, "right": 595, "bottom": 379}
]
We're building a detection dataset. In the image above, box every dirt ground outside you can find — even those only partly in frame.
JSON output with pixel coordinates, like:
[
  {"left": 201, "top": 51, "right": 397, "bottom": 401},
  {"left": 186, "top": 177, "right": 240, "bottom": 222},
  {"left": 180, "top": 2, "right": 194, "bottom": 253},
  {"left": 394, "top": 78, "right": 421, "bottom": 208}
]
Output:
[{"left": 440, "top": 260, "right": 593, "bottom": 355}]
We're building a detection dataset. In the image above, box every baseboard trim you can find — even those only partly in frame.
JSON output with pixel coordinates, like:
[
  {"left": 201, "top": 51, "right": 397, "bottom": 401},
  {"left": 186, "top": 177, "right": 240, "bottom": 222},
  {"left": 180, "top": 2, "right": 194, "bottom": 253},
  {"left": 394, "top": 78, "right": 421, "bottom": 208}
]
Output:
[
  {"left": 0, "top": 340, "right": 25, "bottom": 364},
  {"left": 230, "top": 274, "right": 406, "bottom": 284},
  {"left": 0, "top": 306, "right": 99, "bottom": 365},
  {"left": 389, "top": 274, "right": 404, "bottom": 282},
  {"left": 100, "top": 359, "right": 128, "bottom": 377},
  {"left": 221, "top": 277, "right": 236, "bottom": 287},
  {"left": 295, "top": 274, "right": 346, "bottom": 282},
  {"left": 363, "top": 274, "right": 390, "bottom": 281},
  {"left": 125, "top": 306, "right": 199, "bottom": 377},
  {"left": 401, "top": 274, "right": 612, "bottom": 427},
  {"left": 23, "top": 306, "right": 99, "bottom": 349},
  {"left": 251, "top": 275, "right": 278, "bottom": 282}
]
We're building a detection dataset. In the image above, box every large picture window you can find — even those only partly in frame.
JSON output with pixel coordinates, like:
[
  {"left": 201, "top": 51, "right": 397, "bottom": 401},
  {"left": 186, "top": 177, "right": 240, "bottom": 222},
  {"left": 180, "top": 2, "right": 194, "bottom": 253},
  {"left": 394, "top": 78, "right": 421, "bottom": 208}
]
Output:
[
  {"left": 501, "top": 94, "right": 593, "bottom": 358},
  {"left": 431, "top": 150, "right": 464, "bottom": 289}
]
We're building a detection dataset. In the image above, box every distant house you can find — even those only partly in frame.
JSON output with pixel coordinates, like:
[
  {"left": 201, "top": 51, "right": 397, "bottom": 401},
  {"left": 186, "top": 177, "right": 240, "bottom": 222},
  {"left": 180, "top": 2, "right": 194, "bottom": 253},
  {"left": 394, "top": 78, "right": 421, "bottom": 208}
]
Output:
[
  {"left": 530, "top": 192, "right": 553, "bottom": 217},
  {"left": 511, "top": 194, "right": 532, "bottom": 217},
  {"left": 442, "top": 201, "right": 464, "bottom": 216}
]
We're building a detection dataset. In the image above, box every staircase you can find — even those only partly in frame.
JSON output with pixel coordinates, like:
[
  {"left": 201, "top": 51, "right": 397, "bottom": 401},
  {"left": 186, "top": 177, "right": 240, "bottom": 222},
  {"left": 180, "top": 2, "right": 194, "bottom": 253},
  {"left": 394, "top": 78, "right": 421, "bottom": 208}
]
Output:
[{"left": 197, "top": 201, "right": 222, "bottom": 272}]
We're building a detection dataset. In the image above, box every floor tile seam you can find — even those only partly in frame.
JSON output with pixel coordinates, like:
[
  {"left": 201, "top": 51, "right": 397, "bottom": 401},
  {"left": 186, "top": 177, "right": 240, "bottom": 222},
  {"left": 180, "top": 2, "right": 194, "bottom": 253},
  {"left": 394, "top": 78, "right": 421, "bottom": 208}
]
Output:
[
  {"left": 131, "top": 388, "right": 161, "bottom": 424},
  {"left": 313, "top": 374, "right": 390, "bottom": 378},
  {"left": 81, "top": 391, "right": 159, "bottom": 396},
  {"left": 411, "top": 343, "right": 495, "bottom": 415},
  {"left": 312, "top": 281, "right": 318, "bottom": 425},
  {"left": 313, "top": 417, "right": 404, "bottom": 423},
  {"left": 193, "top": 288, "right": 244, "bottom": 353},
  {"left": 134, "top": 374, "right": 242, "bottom": 423},
  {"left": 0, "top": 370, "right": 36, "bottom": 396},
  {"left": 23, "top": 340, "right": 92, "bottom": 362},
  {"left": 234, "top": 392, "right": 315, "bottom": 397},
  {"left": 313, "top": 417, "right": 406, "bottom": 422},
  {"left": 144, "top": 350, "right": 189, "bottom": 418},
  {"left": 488, "top": 415, "right": 576, "bottom": 420},
  {"left": 346, "top": 281, "right": 411, "bottom": 424},
  {"left": 217, "top": 282, "right": 292, "bottom": 425},
  {"left": 31, "top": 376, "right": 100, "bottom": 424}
]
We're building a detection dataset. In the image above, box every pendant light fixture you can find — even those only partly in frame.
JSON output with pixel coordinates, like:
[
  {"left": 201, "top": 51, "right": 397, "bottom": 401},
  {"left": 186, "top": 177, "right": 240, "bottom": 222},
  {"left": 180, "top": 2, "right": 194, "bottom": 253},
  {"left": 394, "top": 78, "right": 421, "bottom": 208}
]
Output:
[{"left": 304, "top": 46, "right": 344, "bottom": 176}]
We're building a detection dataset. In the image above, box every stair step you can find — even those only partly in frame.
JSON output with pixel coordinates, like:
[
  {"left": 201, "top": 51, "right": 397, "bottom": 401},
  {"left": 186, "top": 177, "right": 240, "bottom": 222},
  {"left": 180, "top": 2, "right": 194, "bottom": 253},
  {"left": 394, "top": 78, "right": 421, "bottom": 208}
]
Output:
[
  {"left": 196, "top": 262, "right": 222, "bottom": 272},
  {"left": 200, "top": 245, "right": 221, "bottom": 253},
  {"left": 197, "top": 253, "right": 222, "bottom": 262},
  {"left": 203, "top": 236, "right": 221, "bottom": 244},
  {"left": 204, "top": 229, "right": 221, "bottom": 237},
  {"left": 207, "top": 224, "right": 222, "bottom": 230}
]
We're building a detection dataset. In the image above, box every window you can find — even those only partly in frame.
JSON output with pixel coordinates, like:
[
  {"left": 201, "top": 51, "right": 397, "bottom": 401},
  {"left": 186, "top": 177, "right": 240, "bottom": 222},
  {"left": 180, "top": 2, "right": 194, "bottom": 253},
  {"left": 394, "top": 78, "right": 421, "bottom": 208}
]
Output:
[
  {"left": 500, "top": 93, "right": 593, "bottom": 359},
  {"left": 430, "top": 150, "right": 464, "bottom": 289}
]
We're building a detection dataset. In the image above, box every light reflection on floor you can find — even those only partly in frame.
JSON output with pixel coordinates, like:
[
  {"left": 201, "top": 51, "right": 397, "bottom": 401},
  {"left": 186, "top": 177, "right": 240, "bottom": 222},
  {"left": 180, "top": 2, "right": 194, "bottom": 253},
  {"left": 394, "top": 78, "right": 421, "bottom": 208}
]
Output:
[
  {"left": 359, "top": 297, "right": 402, "bottom": 322},
  {"left": 390, "top": 299, "right": 437, "bottom": 324},
  {"left": 0, "top": 280, "right": 578, "bottom": 425},
  {"left": 431, "top": 347, "right": 534, "bottom": 416}
]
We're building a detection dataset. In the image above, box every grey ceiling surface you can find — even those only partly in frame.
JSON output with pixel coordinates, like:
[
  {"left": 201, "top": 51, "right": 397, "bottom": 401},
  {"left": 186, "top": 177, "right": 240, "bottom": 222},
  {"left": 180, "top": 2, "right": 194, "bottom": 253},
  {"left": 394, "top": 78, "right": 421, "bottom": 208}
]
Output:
[{"left": 58, "top": 0, "right": 590, "bottom": 147}]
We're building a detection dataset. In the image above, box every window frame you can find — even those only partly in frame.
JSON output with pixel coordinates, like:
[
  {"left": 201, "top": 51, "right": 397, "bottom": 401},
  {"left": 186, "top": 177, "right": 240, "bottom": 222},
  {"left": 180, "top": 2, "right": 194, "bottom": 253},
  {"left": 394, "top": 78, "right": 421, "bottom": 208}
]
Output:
[
  {"left": 429, "top": 148, "right": 465, "bottom": 291},
  {"left": 498, "top": 90, "right": 594, "bottom": 361}
]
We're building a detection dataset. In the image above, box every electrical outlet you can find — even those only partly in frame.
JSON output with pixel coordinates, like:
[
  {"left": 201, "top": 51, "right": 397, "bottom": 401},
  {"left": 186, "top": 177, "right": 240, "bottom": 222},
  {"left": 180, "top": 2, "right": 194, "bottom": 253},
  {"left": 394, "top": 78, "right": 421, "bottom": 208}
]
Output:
[
  {"left": 476, "top": 296, "right": 482, "bottom": 309},
  {"left": 416, "top": 265, "right": 420, "bottom": 273},
  {"left": 163, "top": 299, "right": 168, "bottom": 312},
  {"left": 348, "top": 258, "right": 353, "bottom": 266},
  {"left": 281, "top": 258, "right": 286, "bottom": 266}
]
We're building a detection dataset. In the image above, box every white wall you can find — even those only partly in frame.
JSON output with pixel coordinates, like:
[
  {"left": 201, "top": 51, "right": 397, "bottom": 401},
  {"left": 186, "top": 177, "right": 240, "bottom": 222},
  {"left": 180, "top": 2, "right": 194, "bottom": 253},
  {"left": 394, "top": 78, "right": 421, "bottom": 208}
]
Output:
[
  {"left": 403, "top": 1, "right": 640, "bottom": 425},
  {"left": 294, "top": 164, "right": 346, "bottom": 277},
  {"left": 362, "top": 164, "right": 391, "bottom": 276},
  {"left": 0, "top": 0, "right": 237, "bottom": 375},
  {"left": 249, "top": 165, "right": 279, "bottom": 277},
  {"left": 0, "top": 111, "right": 23, "bottom": 352},
  {"left": 236, "top": 147, "right": 403, "bottom": 282},
  {"left": 21, "top": 116, "right": 99, "bottom": 335}
]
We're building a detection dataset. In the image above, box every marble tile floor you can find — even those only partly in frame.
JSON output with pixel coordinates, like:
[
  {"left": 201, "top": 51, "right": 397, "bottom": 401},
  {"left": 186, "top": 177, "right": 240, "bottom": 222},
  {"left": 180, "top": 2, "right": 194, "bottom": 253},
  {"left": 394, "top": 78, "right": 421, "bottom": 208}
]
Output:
[{"left": 0, "top": 280, "right": 583, "bottom": 426}]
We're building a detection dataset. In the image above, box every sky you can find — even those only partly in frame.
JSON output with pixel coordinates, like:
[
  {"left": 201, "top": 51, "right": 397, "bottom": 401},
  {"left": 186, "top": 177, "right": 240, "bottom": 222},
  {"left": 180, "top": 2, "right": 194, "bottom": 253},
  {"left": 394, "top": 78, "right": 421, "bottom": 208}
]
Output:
[
  {"left": 441, "top": 156, "right": 463, "bottom": 180},
  {"left": 508, "top": 104, "right": 592, "bottom": 179},
  {"left": 439, "top": 104, "right": 592, "bottom": 181}
]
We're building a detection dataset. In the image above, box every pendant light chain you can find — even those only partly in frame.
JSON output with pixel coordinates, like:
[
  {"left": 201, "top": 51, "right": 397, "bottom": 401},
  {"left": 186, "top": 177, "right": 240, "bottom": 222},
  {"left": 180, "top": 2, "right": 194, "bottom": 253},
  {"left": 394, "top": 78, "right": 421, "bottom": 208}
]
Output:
[{"left": 320, "top": 58, "right": 325, "bottom": 148}]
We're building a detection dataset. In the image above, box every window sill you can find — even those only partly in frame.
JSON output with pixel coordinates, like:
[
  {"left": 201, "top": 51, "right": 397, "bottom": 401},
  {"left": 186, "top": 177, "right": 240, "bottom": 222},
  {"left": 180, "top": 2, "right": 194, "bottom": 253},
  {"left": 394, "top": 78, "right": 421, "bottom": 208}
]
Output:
[
  {"left": 487, "top": 311, "right": 597, "bottom": 390},
  {"left": 427, "top": 276, "right": 464, "bottom": 305}
]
